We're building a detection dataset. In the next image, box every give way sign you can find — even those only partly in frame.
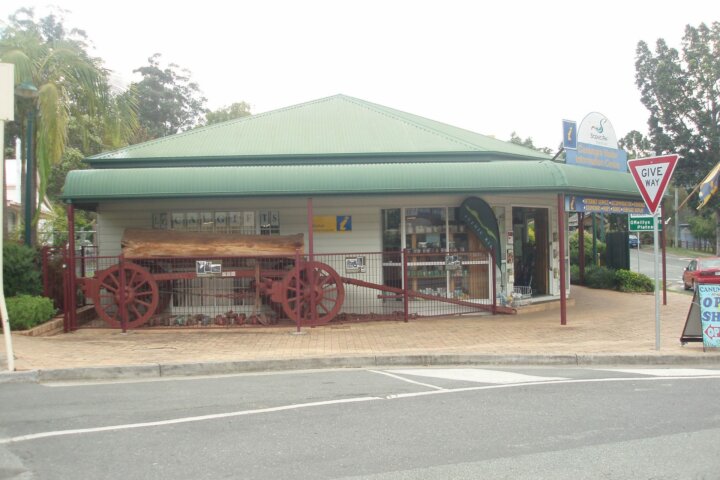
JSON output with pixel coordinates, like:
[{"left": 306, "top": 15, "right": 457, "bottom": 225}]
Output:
[{"left": 627, "top": 154, "right": 679, "bottom": 214}]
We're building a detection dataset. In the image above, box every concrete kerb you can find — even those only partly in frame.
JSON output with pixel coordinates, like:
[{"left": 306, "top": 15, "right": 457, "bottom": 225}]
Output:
[
  {"left": 37, "top": 364, "right": 161, "bottom": 383},
  {"left": 0, "top": 370, "right": 39, "bottom": 384},
  {"left": 4, "top": 353, "right": 720, "bottom": 383}
]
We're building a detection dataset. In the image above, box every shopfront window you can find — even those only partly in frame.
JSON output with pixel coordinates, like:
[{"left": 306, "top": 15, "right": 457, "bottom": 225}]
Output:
[
  {"left": 405, "top": 207, "right": 446, "bottom": 252},
  {"left": 380, "top": 206, "right": 490, "bottom": 300}
]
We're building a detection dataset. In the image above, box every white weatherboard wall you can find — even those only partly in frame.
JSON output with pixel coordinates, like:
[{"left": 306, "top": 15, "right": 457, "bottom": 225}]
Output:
[{"left": 93, "top": 192, "right": 565, "bottom": 314}]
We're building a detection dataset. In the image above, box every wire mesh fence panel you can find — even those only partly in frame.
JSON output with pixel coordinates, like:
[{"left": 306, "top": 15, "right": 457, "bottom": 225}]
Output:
[
  {"left": 403, "top": 250, "right": 493, "bottom": 318},
  {"left": 67, "top": 249, "right": 496, "bottom": 330},
  {"left": 41, "top": 247, "right": 66, "bottom": 312},
  {"left": 311, "top": 250, "right": 494, "bottom": 321}
]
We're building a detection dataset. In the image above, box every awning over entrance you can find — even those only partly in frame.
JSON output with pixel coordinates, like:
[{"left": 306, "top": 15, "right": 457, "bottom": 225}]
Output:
[{"left": 62, "top": 160, "right": 642, "bottom": 205}]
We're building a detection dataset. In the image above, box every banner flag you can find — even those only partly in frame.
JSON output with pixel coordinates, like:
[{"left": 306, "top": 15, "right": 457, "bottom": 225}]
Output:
[{"left": 698, "top": 161, "right": 720, "bottom": 210}]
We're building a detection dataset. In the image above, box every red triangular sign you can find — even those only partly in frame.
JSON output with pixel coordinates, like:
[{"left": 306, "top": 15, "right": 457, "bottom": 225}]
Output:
[{"left": 627, "top": 154, "right": 679, "bottom": 214}]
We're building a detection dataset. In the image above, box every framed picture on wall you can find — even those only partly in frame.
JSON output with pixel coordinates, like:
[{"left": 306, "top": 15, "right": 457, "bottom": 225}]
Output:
[
  {"left": 186, "top": 212, "right": 199, "bottom": 230},
  {"left": 243, "top": 211, "right": 255, "bottom": 227},
  {"left": 171, "top": 212, "right": 185, "bottom": 229},
  {"left": 197, "top": 211, "right": 211, "bottom": 230},
  {"left": 152, "top": 212, "right": 168, "bottom": 229},
  {"left": 259, "top": 211, "right": 270, "bottom": 228},
  {"left": 229, "top": 211, "right": 243, "bottom": 227},
  {"left": 215, "top": 211, "right": 228, "bottom": 228}
]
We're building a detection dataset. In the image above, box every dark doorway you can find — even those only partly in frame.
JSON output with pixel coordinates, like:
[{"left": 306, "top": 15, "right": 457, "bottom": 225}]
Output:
[{"left": 512, "top": 207, "right": 549, "bottom": 295}]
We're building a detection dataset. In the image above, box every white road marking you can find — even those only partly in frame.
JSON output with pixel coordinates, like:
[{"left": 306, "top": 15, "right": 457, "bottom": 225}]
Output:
[
  {"left": 384, "top": 368, "right": 566, "bottom": 384},
  {"left": 596, "top": 368, "right": 720, "bottom": 377},
  {"left": 0, "top": 396, "right": 380, "bottom": 446},
  {"left": 367, "top": 369, "right": 445, "bottom": 390},
  {"left": 3, "top": 372, "right": 720, "bottom": 446}
]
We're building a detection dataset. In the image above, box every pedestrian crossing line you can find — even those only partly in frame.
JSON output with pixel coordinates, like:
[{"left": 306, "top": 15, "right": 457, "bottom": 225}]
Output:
[
  {"left": 595, "top": 368, "right": 720, "bottom": 377},
  {"left": 382, "top": 368, "right": 566, "bottom": 385},
  {"left": 367, "top": 369, "right": 446, "bottom": 390}
]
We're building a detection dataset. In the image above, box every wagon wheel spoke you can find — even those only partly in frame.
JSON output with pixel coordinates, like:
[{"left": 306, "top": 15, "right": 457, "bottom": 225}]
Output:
[
  {"left": 101, "top": 282, "right": 118, "bottom": 293},
  {"left": 92, "top": 264, "right": 159, "bottom": 329},
  {"left": 129, "top": 305, "right": 143, "bottom": 320},
  {"left": 106, "top": 274, "right": 120, "bottom": 289},
  {"left": 135, "top": 299, "right": 152, "bottom": 309},
  {"left": 127, "top": 270, "right": 139, "bottom": 287},
  {"left": 281, "top": 262, "right": 345, "bottom": 325}
]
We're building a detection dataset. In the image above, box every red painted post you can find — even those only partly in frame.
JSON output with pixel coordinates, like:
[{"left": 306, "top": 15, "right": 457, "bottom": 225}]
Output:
[
  {"left": 62, "top": 246, "right": 69, "bottom": 333},
  {"left": 491, "top": 249, "right": 497, "bottom": 314},
  {"left": 67, "top": 204, "right": 77, "bottom": 331},
  {"left": 402, "top": 249, "right": 409, "bottom": 322},
  {"left": 295, "top": 248, "right": 301, "bottom": 332},
  {"left": 557, "top": 194, "right": 567, "bottom": 326},
  {"left": 41, "top": 247, "right": 49, "bottom": 299},
  {"left": 578, "top": 213, "right": 585, "bottom": 285},
  {"left": 118, "top": 254, "right": 128, "bottom": 333},
  {"left": 306, "top": 197, "right": 316, "bottom": 326},
  {"left": 661, "top": 204, "right": 667, "bottom": 306},
  {"left": 307, "top": 197, "right": 314, "bottom": 262}
]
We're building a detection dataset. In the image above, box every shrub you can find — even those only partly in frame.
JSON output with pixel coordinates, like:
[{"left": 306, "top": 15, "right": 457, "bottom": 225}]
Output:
[
  {"left": 6, "top": 295, "right": 56, "bottom": 330},
  {"left": 3, "top": 243, "right": 42, "bottom": 297},
  {"left": 615, "top": 269, "right": 654, "bottom": 293},
  {"left": 584, "top": 265, "right": 617, "bottom": 289},
  {"left": 570, "top": 264, "right": 581, "bottom": 284},
  {"left": 569, "top": 231, "right": 606, "bottom": 265}
]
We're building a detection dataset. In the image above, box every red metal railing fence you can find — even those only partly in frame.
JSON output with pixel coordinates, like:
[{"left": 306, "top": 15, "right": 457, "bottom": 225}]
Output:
[{"left": 57, "top": 249, "right": 502, "bottom": 332}]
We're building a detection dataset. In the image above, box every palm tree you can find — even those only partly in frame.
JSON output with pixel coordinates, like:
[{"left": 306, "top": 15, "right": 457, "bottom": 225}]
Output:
[{"left": 0, "top": 9, "right": 116, "bottom": 244}]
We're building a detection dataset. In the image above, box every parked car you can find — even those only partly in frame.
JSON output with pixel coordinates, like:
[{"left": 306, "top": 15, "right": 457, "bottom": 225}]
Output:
[
  {"left": 628, "top": 234, "right": 639, "bottom": 248},
  {"left": 683, "top": 257, "right": 720, "bottom": 290}
]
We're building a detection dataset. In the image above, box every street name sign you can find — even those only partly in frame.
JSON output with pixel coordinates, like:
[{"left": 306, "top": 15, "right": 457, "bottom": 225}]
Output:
[
  {"left": 629, "top": 214, "right": 662, "bottom": 232},
  {"left": 627, "top": 154, "right": 679, "bottom": 214}
]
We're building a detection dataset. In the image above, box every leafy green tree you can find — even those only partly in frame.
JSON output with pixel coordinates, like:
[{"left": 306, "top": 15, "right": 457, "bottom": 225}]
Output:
[
  {"left": 635, "top": 22, "right": 720, "bottom": 252},
  {"left": 129, "top": 53, "right": 207, "bottom": 141},
  {"left": 509, "top": 131, "right": 553, "bottom": 155},
  {"left": 635, "top": 22, "right": 720, "bottom": 191},
  {"left": 618, "top": 130, "right": 653, "bottom": 160},
  {"left": 205, "top": 102, "right": 252, "bottom": 125},
  {"left": 0, "top": 8, "right": 136, "bottom": 243},
  {"left": 688, "top": 213, "right": 716, "bottom": 245}
]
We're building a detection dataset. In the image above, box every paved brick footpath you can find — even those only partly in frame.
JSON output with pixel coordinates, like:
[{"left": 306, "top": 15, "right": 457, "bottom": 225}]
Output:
[{"left": 2, "top": 286, "right": 719, "bottom": 371}]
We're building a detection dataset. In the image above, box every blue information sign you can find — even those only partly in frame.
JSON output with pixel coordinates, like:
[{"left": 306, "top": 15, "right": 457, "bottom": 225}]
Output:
[
  {"left": 562, "top": 120, "right": 577, "bottom": 150},
  {"left": 565, "top": 142, "right": 628, "bottom": 172},
  {"left": 336, "top": 215, "right": 352, "bottom": 231},
  {"left": 565, "top": 196, "right": 650, "bottom": 214},
  {"left": 699, "top": 284, "right": 720, "bottom": 349}
]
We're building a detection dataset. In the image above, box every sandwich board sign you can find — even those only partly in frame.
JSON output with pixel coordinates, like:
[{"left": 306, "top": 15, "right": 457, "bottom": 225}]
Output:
[{"left": 627, "top": 154, "right": 679, "bottom": 214}]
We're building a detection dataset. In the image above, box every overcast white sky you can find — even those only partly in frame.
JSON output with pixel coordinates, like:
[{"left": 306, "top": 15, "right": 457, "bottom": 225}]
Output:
[{"left": 2, "top": 0, "right": 720, "bottom": 151}]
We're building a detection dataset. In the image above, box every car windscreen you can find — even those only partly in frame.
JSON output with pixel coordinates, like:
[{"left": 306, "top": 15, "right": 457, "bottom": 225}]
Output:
[{"left": 700, "top": 259, "right": 720, "bottom": 269}]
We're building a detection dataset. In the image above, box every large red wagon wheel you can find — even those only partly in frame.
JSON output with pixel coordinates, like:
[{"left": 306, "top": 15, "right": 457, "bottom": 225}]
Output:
[
  {"left": 94, "top": 263, "right": 159, "bottom": 328},
  {"left": 280, "top": 261, "right": 345, "bottom": 326}
]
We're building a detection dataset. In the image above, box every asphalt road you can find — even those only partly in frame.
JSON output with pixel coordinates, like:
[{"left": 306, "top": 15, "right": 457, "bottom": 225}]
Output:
[
  {"left": 2, "top": 367, "right": 720, "bottom": 479},
  {"left": 629, "top": 245, "right": 693, "bottom": 292}
]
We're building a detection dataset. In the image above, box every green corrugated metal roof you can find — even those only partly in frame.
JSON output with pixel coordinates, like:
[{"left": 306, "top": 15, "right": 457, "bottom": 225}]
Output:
[
  {"left": 62, "top": 160, "right": 641, "bottom": 204},
  {"left": 88, "top": 95, "right": 550, "bottom": 166}
]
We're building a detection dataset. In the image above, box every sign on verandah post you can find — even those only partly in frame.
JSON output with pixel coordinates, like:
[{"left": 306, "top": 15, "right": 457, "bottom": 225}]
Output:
[
  {"left": 627, "top": 154, "right": 679, "bottom": 351},
  {"left": 698, "top": 284, "right": 720, "bottom": 350}
]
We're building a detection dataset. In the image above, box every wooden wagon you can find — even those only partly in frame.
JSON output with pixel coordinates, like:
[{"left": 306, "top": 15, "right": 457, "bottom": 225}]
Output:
[{"left": 80, "top": 229, "right": 345, "bottom": 328}]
